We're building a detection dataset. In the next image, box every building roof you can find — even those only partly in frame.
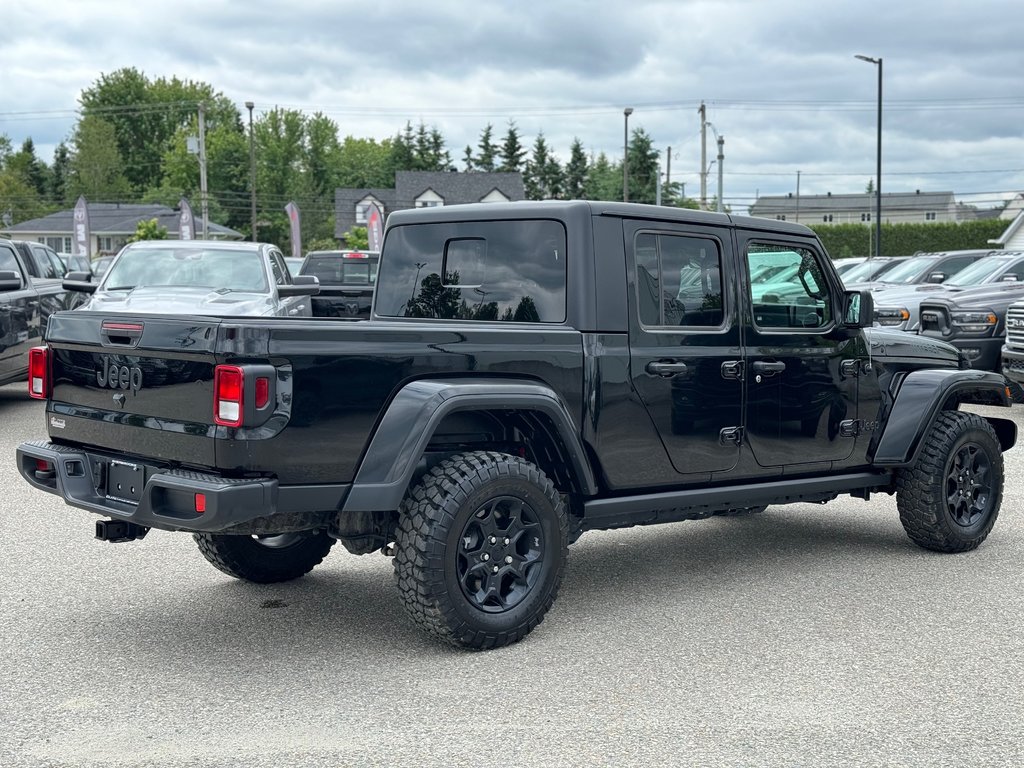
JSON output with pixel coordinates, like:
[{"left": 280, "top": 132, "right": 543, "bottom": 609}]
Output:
[
  {"left": 334, "top": 171, "right": 526, "bottom": 239},
  {"left": 2, "top": 202, "right": 242, "bottom": 239},
  {"left": 749, "top": 190, "right": 955, "bottom": 216}
]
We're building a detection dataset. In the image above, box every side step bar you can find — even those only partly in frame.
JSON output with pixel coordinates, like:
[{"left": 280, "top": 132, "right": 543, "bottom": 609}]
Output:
[{"left": 582, "top": 472, "right": 893, "bottom": 531}]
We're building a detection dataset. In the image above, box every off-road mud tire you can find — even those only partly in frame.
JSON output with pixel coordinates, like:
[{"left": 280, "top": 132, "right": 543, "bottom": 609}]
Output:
[
  {"left": 394, "top": 451, "right": 568, "bottom": 650},
  {"left": 193, "top": 530, "right": 335, "bottom": 583},
  {"left": 896, "top": 410, "right": 1003, "bottom": 553}
]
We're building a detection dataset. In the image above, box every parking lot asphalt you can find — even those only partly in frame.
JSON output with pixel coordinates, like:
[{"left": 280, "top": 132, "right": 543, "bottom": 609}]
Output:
[{"left": 2, "top": 383, "right": 1023, "bottom": 767}]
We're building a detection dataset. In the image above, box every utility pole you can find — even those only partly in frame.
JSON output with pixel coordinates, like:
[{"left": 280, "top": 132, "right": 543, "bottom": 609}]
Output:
[
  {"left": 665, "top": 146, "right": 672, "bottom": 205},
  {"left": 245, "top": 101, "right": 256, "bottom": 242},
  {"left": 623, "top": 107, "right": 633, "bottom": 202},
  {"left": 796, "top": 170, "right": 801, "bottom": 222},
  {"left": 198, "top": 102, "right": 209, "bottom": 238},
  {"left": 699, "top": 101, "right": 707, "bottom": 210},
  {"left": 716, "top": 135, "right": 724, "bottom": 213},
  {"left": 656, "top": 161, "right": 662, "bottom": 206}
]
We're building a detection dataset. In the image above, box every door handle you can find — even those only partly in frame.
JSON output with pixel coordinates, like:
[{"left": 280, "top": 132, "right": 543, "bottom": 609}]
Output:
[
  {"left": 751, "top": 360, "right": 786, "bottom": 375},
  {"left": 646, "top": 360, "right": 688, "bottom": 377}
]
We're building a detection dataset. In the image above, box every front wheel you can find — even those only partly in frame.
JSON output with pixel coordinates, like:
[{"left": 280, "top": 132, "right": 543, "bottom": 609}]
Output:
[
  {"left": 193, "top": 530, "right": 335, "bottom": 583},
  {"left": 394, "top": 451, "right": 568, "bottom": 650},
  {"left": 896, "top": 411, "right": 1003, "bottom": 553}
]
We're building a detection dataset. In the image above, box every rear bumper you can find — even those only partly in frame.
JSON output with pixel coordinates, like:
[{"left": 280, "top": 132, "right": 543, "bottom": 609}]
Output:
[{"left": 17, "top": 440, "right": 348, "bottom": 534}]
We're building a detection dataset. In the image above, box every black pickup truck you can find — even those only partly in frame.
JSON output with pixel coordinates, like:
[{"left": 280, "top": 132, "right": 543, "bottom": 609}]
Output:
[
  {"left": 1, "top": 238, "right": 80, "bottom": 387},
  {"left": 17, "top": 202, "right": 1016, "bottom": 649}
]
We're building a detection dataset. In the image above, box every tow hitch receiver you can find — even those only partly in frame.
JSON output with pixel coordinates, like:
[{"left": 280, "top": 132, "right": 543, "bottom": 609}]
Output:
[{"left": 95, "top": 519, "right": 149, "bottom": 543}]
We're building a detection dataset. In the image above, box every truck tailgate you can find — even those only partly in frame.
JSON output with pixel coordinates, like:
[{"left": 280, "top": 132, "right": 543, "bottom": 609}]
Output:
[{"left": 45, "top": 312, "right": 225, "bottom": 466}]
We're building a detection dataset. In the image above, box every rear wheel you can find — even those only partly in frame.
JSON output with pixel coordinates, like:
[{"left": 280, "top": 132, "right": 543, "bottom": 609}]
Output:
[
  {"left": 896, "top": 411, "right": 1003, "bottom": 553},
  {"left": 394, "top": 451, "right": 568, "bottom": 650},
  {"left": 193, "top": 530, "right": 335, "bottom": 583}
]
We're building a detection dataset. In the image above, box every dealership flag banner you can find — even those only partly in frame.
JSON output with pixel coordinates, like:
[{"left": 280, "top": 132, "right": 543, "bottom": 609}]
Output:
[
  {"left": 72, "top": 196, "right": 90, "bottom": 258},
  {"left": 366, "top": 202, "right": 383, "bottom": 251},
  {"left": 179, "top": 197, "right": 195, "bottom": 240},
  {"left": 285, "top": 202, "right": 301, "bottom": 259}
]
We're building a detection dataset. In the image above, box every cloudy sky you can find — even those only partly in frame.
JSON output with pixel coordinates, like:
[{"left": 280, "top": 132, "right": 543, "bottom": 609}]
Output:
[{"left": 3, "top": 0, "right": 1022, "bottom": 214}]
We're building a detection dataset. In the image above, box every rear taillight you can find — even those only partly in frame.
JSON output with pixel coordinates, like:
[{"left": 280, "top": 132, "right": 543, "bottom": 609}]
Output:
[
  {"left": 28, "top": 346, "right": 49, "bottom": 399},
  {"left": 214, "top": 365, "right": 244, "bottom": 426},
  {"left": 213, "top": 364, "right": 275, "bottom": 427}
]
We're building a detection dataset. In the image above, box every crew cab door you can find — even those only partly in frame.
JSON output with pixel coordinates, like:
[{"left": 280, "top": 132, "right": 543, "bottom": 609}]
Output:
[
  {"left": 625, "top": 221, "right": 743, "bottom": 475},
  {"left": 740, "top": 238, "right": 861, "bottom": 466}
]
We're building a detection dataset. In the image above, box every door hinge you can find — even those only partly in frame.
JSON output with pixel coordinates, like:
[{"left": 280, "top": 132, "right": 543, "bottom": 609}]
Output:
[
  {"left": 721, "top": 360, "right": 743, "bottom": 380},
  {"left": 840, "top": 359, "right": 860, "bottom": 377},
  {"left": 839, "top": 419, "right": 860, "bottom": 437},
  {"left": 719, "top": 426, "right": 743, "bottom": 446}
]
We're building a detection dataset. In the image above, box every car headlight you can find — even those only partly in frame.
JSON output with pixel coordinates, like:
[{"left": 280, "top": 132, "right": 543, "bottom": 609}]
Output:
[
  {"left": 874, "top": 307, "right": 910, "bottom": 326},
  {"left": 951, "top": 309, "right": 997, "bottom": 333}
]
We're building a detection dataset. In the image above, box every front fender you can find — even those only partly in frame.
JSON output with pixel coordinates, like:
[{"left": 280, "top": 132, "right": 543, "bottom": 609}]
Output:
[
  {"left": 343, "top": 378, "right": 597, "bottom": 512},
  {"left": 872, "top": 368, "right": 1014, "bottom": 466}
]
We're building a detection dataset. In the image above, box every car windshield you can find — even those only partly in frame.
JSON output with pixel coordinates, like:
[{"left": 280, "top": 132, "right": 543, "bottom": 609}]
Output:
[
  {"left": 944, "top": 257, "right": 1017, "bottom": 287},
  {"left": 875, "top": 256, "right": 939, "bottom": 284},
  {"left": 841, "top": 259, "right": 891, "bottom": 282},
  {"left": 102, "top": 246, "right": 268, "bottom": 293}
]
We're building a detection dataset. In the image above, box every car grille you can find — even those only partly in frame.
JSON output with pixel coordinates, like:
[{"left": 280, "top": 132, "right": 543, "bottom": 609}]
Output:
[
  {"left": 919, "top": 304, "right": 951, "bottom": 335},
  {"left": 1006, "top": 305, "right": 1024, "bottom": 348}
]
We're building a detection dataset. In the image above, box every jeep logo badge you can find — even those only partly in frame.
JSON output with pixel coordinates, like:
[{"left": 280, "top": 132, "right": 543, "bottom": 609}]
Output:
[{"left": 96, "top": 358, "right": 143, "bottom": 395}]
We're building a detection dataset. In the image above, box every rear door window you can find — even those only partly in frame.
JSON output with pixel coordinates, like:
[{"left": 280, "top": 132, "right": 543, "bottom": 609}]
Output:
[{"left": 375, "top": 220, "right": 566, "bottom": 322}]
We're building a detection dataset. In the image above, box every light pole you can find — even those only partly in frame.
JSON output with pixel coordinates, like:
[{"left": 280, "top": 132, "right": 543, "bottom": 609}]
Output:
[
  {"left": 623, "top": 107, "right": 633, "bottom": 202},
  {"left": 855, "top": 54, "right": 882, "bottom": 257},
  {"left": 245, "top": 101, "right": 256, "bottom": 242}
]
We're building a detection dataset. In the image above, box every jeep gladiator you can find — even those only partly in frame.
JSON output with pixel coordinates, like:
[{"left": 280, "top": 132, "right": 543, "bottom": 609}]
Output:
[{"left": 17, "top": 201, "right": 1017, "bottom": 649}]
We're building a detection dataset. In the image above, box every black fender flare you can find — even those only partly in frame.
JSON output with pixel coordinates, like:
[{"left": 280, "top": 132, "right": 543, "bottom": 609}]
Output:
[
  {"left": 343, "top": 378, "right": 598, "bottom": 512},
  {"left": 872, "top": 368, "right": 1015, "bottom": 466}
]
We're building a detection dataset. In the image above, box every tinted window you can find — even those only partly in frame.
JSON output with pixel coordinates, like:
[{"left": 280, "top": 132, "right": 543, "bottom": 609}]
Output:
[
  {"left": 303, "top": 255, "right": 379, "bottom": 286},
  {"left": 376, "top": 220, "right": 566, "bottom": 322},
  {"left": 635, "top": 233, "right": 723, "bottom": 327},
  {"left": 747, "top": 244, "right": 832, "bottom": 329},
  {"left": 30, "top": 245, "right": 61, "bottom": 279}
]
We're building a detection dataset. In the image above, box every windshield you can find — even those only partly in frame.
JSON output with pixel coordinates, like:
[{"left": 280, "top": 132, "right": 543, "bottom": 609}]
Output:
[
  {"left": 102, "top": 246, "right": 268, "bottom": 293},
  {"left": 944, "top": 257, "right": 1016, "bottom": 287},
  {"left": 874, "top": 256, "right": 938, "bottom": 284},
  {"left": 841, "top": 259, "right": 890, "bottom": 282},
  {"left": 302, "top": 252, "right": 380, "bottom": 285}
]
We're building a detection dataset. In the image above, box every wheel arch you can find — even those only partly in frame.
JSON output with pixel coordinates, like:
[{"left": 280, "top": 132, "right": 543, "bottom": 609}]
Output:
[
  {"left": 343, "top": 378, "right": 598, "bottom": 512},
  {"left": 873, "top": 368, "right": 1016, "bottom": 466}
]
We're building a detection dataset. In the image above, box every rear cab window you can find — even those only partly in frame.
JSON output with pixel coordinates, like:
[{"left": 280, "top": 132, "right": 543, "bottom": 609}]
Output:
[
  {"left": 375, "top": 220, "right": 567, "bottom": 322},
  {"left": 302, "top": 252, "right": 380, "bottom": 286}
]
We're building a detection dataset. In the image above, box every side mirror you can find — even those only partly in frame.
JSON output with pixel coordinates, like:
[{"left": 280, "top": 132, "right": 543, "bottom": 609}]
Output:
[
  {"left": 0, "top": 269, "right": 22, "bottom": 292},
  {"left": 843, "top": 290, "right": 874, "bottom": 328},
  {"left": 62, "top": 271, "right": 98, "bottom": 293},
  {"left": 278, "top": 274, "right": 320, "bottom": 297},
  {"left": 925, "top": 272, "right": 945, "bottom": 283}
]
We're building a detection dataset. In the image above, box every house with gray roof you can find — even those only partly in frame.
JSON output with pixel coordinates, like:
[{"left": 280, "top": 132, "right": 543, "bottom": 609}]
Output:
[
  {"left": 334, "top": 171, "right": 525, "bottom": 241},
  {"left": 749, "top": 190, "right": 962, "bottom": 225},
  {"left": 1, "top": 202, "right": 243, "bottom": 256},
  {"left": 990, "top": 210, "right": 1024, "bottom": 250}
]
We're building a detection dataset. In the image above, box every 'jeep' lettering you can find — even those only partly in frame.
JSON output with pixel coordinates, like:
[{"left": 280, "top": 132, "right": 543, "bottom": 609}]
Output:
[{"left": 96, "top": 358, "right": 143, "bottom": 395}]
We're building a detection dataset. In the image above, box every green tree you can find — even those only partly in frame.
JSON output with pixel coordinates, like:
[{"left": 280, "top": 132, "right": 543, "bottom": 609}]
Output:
[
  {"left": 462, "top": 145, "right": 475, "bottom": 172},
  {"left": 564, "top": 138, "right": 588, "bottom": 199},
  {"left": 625, "top": 128, "right": 660, "bottom": 204},
  {"left": 7, "top": 138, "right": 49, "bottom": 198},
  {"left": 497, "top": 120, "right": 527, "bottom": 173},
  {"left": 337, "top": 136, "right": 394, "bottom": 188},
  {"left": 0, "top": 169, "right": 46, "bottom": 225},
  {"left": 127, "top": 218, "right": 168, "bottom": 242},
  {"left": 340, "top": 225, "right": 369, "bottom": 249},
  {"left": 49, "top": 142, "right": 72, "bottom": 205},
  {"left": 583, "top": 152, "right": 620, "bottom": 201},
  {"left": 79, "top": 67, "right": 239, "bottom": 194},
  {"left": 475, "top": 123, "right": 497, "bottom": 172},
  {"left": 67, "top": 115, "right": 132, "bottom": 201},
  {"left": 524, "top": 132, "right": 562, "bottom": 200}
]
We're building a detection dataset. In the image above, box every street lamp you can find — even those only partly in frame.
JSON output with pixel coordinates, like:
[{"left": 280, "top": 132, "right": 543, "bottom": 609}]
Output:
[
  {"left": 855, "top": 54, "right": 882, "bottom": 257},
  {"left": 623, "top": 107, "right": 633, "bottom": 202},
  {"left": 245, "top": 101, "right": 256, "bottom": 242}
]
